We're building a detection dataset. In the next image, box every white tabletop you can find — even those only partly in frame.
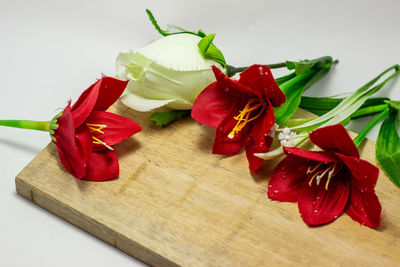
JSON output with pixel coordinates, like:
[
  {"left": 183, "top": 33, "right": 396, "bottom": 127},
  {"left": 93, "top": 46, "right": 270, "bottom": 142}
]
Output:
[{"left": 1, "top": 0, "right": 399, "bottom": 266}]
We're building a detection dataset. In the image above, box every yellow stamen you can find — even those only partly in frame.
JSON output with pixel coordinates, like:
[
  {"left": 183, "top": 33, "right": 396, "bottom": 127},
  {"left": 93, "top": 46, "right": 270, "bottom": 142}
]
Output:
[
  {"left": 92, "top": 136, "right": 114, "bottom": 151},
  {"left": 86, "top": 123, "right": 107, "bottom": 134},
  {"left": 308, "top": 169, "right": 325, "bottom": 186},
  {"left": 228, "top": 98, "right": 264, "bottom": 139},
  {"left": 325, "top": 163, "right": 341, "bottom": 190},
  {"left": 316, "top": 167, "right": 332, "bottom": 186},
  {"left": 86, "top": 123, "right": 113, "bottom": 150},
  {"left": 307, "top": 162, "right": 323, "bottom": 174},
  {"left": 307, "top": 162, "right": 342, "bottom": 190}
]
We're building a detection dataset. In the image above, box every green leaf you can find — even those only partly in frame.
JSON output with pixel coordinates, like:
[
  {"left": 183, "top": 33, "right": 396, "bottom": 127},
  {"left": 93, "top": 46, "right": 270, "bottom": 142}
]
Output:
[
  {"left": 198, "top": 34, "right": 226, "bottom": 67},
  {"left": 386, "top": 100, "right": 400, "bottom": 111},
  {"left": 289, "top": 65, "right": 400, "bottom": 131},
  {"left": 275, "top": 59, "right": 334, "bottom": 125},
  {"left": 275, "top": 72, "right": 297, "bottom": 86},
  {"left": 149, "top": 110, "right": 191, "bottom": 126},
  {"left": 286, "top": 56, "right": 333, "bottom": 75},
  {"left": 376, "top": 111, "right": 400, "bottom": 188},
  {"left": 299, "top": 96, "right": 389, "bottom": 117}
]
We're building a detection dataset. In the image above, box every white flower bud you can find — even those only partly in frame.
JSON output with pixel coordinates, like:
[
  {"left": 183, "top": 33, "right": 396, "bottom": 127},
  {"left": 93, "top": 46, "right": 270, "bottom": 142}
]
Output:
[{"left": 116, "top": 34, "right": 225, "bottom": 112}]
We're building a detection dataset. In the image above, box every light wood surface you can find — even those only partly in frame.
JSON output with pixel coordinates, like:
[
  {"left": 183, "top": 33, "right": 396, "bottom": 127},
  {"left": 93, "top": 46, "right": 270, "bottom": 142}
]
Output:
[{"left": 15, "top": 101, "right": 400, "bottom": 266}]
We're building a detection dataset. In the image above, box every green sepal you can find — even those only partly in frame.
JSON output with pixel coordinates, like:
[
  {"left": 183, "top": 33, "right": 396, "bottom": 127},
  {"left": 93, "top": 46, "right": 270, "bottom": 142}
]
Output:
[
  {"left": 49, "top": 111, "right": 63, "bottom": 142},
  {"left": 376, "top": 110, "right": 400, "bottom": 188},
  {"left": 146, "top": 9, "right": 207, "bottom": 38},
  {"left": 198, "top": 34, "right": 226, "bottom": 67},
  {"left": 286, "top": 56, "right": 333, "bottom": 75},
  {"left": 149, "top": 110, "right": 191, "bottom": 126},
  {"left": 146, "top": 9, "right": 169, "bottom": 36}
]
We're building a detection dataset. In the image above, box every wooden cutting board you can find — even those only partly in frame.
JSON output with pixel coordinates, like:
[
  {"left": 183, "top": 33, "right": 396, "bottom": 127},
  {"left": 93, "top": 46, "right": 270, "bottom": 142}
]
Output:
[{"left": 15, "top": 101, "right": 400, "bottom": 266}]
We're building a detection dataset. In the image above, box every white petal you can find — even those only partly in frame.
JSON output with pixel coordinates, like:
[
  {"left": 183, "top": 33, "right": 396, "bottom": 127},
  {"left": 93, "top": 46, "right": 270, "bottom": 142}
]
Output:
[
  {"left": 137, "top": 34, "right": 222, "bottom": 71},
  {"left": 120, "top": 92, "right": 175, "bottom": 112},
  {"left": 254, "top": 147, "right": 284, "bottom": 160}
]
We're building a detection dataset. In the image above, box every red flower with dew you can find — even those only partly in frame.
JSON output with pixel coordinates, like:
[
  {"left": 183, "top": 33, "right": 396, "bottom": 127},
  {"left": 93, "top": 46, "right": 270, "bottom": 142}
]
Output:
[
  {"left": 52, "top": 77, "right": 141, "bottom": 181},
  {"left": 191, "top": 65, "right": 285, "bottom": 172},
  {"left": 268, "top": 124, "right": 381, "bottom": 228}
]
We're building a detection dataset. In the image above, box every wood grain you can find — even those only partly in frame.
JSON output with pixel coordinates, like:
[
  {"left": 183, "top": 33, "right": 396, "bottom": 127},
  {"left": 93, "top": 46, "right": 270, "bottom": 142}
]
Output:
[{"left": 15, "top": 101, "right": 400, "bottom": 266}]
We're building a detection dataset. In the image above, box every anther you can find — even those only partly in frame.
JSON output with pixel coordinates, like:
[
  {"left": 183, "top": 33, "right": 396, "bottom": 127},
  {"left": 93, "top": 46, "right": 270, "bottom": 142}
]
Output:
[{"left": 228, "top": 98, "right": 264, "bottom": 139}]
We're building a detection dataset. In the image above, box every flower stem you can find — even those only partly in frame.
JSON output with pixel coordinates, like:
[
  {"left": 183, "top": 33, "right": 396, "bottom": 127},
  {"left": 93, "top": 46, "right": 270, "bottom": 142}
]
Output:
[
  {"left": 226, "top": 62, "right": 287, "bottom": 77},
  {"left": 353, "top": 107, "right": 390, "bottom": 147},
  {"left": 0, "top": 120, "right": 50, "bottom": 132}
]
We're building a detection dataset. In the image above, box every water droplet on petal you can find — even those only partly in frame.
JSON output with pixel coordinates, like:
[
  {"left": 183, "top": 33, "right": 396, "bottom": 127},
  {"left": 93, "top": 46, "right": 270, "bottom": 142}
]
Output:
[
  {"left": 314, "top": 209, "right": 318, "bottom": 213},
  {"left": 268, "top": 184, "right": 272, "bottom": 188},
  {"left": 334, "top": 215, "right": 338, "bottom": 219},
  {"left": 273, "top": 189, "right": 279, "bottom": 194}
]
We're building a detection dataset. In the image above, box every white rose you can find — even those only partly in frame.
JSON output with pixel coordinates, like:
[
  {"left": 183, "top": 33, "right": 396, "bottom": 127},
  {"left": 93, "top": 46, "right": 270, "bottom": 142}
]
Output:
[{"left": 116, "top": 33, "right": 225, "bottom": 112}]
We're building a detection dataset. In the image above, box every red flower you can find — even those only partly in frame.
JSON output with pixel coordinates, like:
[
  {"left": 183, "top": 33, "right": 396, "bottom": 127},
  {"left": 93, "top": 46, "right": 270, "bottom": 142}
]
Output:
[
  {"left": 52, "top": 77, "right": 141, "bottom": 181},
  {"left": 268, "top": 124, "right": 381, "bottom": 228},
  {"left": 191, "top": 65, "right": 285, "bottom": 172}
]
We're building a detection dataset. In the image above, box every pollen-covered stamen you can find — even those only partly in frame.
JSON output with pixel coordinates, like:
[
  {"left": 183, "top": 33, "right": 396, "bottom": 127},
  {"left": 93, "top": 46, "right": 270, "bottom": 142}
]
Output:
[
  {"left": 86, "top": 123, "right": 114, "bottom": 151},
  {"left": 325, "top": 162, "right": 342, "bottom": 190},
  {"left": 92, "top": 136, "right": 114, "bottom": 151},
  {"left": 86, "top": 123, "right": 107, "bottom": 134},
  {"left": 307, "top": 162, "right": 343, "bottom": 190},
  {"left": 307, "top": 162, "right": 322, "bottom": 174},
  {"left": 228, "top": 98, "right": 265, "bottom": 139}
]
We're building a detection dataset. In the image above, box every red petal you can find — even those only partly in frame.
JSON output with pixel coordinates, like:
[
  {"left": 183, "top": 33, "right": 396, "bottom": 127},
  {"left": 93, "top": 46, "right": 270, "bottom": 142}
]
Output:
[
  {"left": 309, "top": 124, "right": 359, "bottom": 157},
  {"left": 251, "top": 100, "right": 275, "bottom": 149},
  {"left": 336, "top": 153, "right": 379, "bottom": 191},
  {"left": 93, "top": 77, "right": 128, "bottom": 111},
  {"left": 346, "top": 183, "right": 381, "bottom": 228},
  {"left": 245, "top": 101, "right": 275, "bottom": 172},
  {"left": 239, "top": 65, "right": 286, "bottom": 107},
  {"left": 86, "top": 110, "right": 141, "bottom": 150},
  {"left": 71, "top": 77, "right": 128, "bottom": 126},
  {"left": 83, "top": 150, "right": 119, "bottom": 181},
  {"left": 212, "top": 104, "right": 246, "bottom": 155},
  {"left": 245, "top": 139, "right": 271, "bottom": 173},
  {"left": 71, "top": 81, "right": 100, "bottom": 127},
  {"left": 191, "top": 82, "right": 233, "bottom": 128},
  {"left": 268, "top": 155, "right": 310, "bottom": 202},
  {"left": 212, "top": 66, "right": 261, "bottom": 97},
  {"left": 298, "top": 173, "right": 349, "bottom": 226},
  {"left": 283, "top": 146, "right": 338, "bottom": 163},
  {"left": 53, "top": 105, "right": 92, "bottom": 178}
]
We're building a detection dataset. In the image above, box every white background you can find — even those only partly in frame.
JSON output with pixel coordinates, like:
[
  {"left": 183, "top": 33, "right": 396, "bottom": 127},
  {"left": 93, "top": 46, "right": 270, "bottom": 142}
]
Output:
[{"left": 1, "top": 0, "right": 399, "bottom": 266}]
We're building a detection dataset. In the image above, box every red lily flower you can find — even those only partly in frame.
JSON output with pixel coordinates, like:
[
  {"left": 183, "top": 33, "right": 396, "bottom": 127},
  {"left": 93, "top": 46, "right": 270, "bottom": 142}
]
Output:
[
  {"left": 52, "top": 77, "right": 141, "bottom": 181},
  {"left": 191, "top": 65, "right": 285, "bottom": 172},
  {"left": 268, "top": 124, "right": 381, "bottom": 228}
]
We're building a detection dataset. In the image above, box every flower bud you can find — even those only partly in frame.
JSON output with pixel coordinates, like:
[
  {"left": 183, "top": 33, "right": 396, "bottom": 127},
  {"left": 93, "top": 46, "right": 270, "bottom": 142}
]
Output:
[{"left": 116, "top": 33, "right": 225, "bottom": 112}]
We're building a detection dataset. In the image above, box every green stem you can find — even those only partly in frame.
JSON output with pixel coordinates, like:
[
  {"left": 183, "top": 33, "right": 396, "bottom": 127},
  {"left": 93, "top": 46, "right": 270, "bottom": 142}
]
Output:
[
  {"left": 0, "top": 120, "right": 50, "bottom": 132},
  {"left": 350, "top": 104, "right": 388, "bottom": 119},
  {"left": 226, "top": 62, "right": 287, "bottom": 77},
  {"left": 353, "top": 107, "right": 390, "bottom": 147}
]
